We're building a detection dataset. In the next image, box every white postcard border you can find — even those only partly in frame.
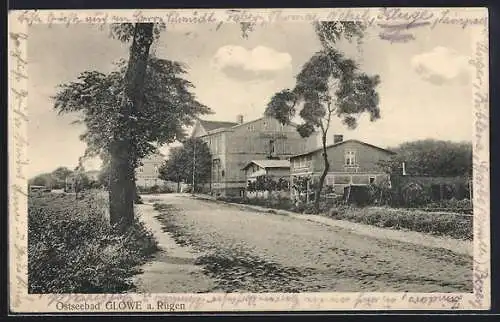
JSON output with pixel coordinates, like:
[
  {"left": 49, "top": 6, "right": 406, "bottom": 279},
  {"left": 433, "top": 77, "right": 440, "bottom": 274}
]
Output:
[{"left": 8, "top": 7, "right": 490, "bottom": 313}]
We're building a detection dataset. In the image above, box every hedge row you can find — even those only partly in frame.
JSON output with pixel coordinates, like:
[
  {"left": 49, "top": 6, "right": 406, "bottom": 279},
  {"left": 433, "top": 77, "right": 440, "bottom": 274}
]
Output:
[
  {"left": 28, "top": 191, "right": 159, "bottom": 293},
  {"left": 217, "top": 195, "right": 472, "bottom": 240},
  {"left": 327, "top": 206, "right": 472, "bottom": 240}
]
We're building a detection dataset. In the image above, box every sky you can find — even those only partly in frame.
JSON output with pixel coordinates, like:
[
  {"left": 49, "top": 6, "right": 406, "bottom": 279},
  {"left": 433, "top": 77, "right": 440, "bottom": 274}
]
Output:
[{"left": 27, "top": 21, "right": 474, "bottom": 178}]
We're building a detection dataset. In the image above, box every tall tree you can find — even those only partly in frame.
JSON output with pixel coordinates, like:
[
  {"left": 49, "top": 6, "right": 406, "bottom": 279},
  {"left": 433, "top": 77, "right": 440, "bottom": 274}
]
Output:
[
  {"left": 158, "top": 147, "right": 187, "bottom": 192},
  {"left": 109, "top": 23, "right": 154, "bottom": 228},
  {"left": 51, "top": 167, "right": 73, "bottom": 189},
  {"left": 265, "top": 24, "right": 381, "bottom": 212},
  {"left": 29, "top": 173, "right": 55, "bottom": 189},
  {"left": 159, "top": 138, "right": 212, "bottom": 193},
  {"left": 54, "top": 23, "right": 210, "bottom": 230}
]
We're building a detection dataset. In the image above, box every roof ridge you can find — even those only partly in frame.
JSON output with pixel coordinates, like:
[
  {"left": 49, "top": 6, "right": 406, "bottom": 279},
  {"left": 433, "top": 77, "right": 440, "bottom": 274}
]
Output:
[{"left": 291, "top": 139, "right": 395, "bottom": 158}]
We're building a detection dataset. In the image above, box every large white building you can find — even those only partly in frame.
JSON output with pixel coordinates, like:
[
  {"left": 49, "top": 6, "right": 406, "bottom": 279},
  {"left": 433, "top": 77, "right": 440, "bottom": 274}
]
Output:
[{"left": 191, "top": 115, "right": 317, "bottom": 197}]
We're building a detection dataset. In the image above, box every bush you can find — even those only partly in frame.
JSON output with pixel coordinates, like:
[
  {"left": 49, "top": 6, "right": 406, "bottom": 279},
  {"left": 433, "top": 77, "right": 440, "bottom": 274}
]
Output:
[
  {"left": 217, "top": 196, "right": 244, "bottom": 204},
  {"left": 326, "top": 206, "right": 472, "bottom": 240},
  {"left": 137, "top": 184, "right": 174, "bottom": 194},
  {"left": 28, "top": 191, "right": 159, "bottom": 293},
  {"left": 421, "top": 198, "right": 472, "bottom": 214}
]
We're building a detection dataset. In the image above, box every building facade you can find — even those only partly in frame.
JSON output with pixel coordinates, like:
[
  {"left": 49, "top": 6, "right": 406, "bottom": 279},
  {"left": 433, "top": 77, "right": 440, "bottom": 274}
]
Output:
[
  {"left": 192, "top": 116, "right": 317, "bottom": 197},
  {"left": 289, "top": 137, "right": 395, "bottom": 196},
  {"left": 242, "top": 160, "right": 291, "bottom": 182},
  {"left": 136, "top": 152, "right": 166, "bottom": 188}
]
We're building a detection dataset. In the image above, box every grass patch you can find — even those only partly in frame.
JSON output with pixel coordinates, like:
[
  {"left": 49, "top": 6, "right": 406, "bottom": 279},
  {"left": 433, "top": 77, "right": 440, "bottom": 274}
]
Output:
[
  {"left": 327, "top": 206, "right": 473, "bottom": 240},
  {"left": 216, "top": 195, "right": 472, "bottom": 241},
  {"left": 28, "top": 191, "right": 159, "bottom": 293}
]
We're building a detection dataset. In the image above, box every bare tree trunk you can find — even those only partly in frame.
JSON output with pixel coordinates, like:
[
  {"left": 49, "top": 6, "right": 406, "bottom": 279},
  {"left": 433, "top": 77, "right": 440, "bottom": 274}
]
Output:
[
  {"left": 314, "top": 132, "right": 330, "bottom": 212},
  {"left": 109, "top": 141, "right": 134, "bottom": 229},
  {"left": 109, "top": 23, "right": 154, "bottom": 231}
]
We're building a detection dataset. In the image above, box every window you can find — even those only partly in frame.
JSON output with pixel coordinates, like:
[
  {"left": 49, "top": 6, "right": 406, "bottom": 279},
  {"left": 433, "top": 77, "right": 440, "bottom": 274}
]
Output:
[
  {"left": 269, "top": 140, "right": 275, "bottom": 155},
  {"left": 345, "top": 150, "right": 356, "bottom": 166},
  {"left": 369, "top": 176, "right": 376, "bottom": 184},
  {"left": 306, "top": 155, "right": 312, "bottom": 167},
  {"left": 326, "top": 175, "right": 334, "bottom": 185}
]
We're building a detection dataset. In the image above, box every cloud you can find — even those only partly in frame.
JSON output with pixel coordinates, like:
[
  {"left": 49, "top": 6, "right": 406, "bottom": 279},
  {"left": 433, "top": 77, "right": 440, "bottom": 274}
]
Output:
[
  {"left": 211, "top": 45, "right": 292, "bottom": 81},
  {"left": 411, "top": 46, "right": 470, "bottom": 85}
]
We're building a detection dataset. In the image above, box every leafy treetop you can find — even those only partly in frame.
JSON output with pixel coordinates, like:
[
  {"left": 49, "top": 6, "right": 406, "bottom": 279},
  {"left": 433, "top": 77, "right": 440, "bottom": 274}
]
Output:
[{"left": 53, "top": 57, "right": 211, "bottom": 167}]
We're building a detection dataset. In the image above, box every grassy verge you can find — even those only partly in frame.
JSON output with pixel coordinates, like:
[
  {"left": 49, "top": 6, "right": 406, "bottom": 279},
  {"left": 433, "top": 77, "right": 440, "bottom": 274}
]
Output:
[
  {"left": 326, "top": 206, "right": 473, "bottom": 240},
  {"left": 216, "top": 195, "right": 472, "bottom": 241},
  {"left": 28, "top": 191, "right": 159, "bottom": 293}
]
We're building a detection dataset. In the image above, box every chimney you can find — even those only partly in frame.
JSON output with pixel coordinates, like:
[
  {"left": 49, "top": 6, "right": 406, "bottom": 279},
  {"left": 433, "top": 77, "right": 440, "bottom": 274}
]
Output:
[
  {"left": 333, "top": 134, "right": 344, "bottom": 144},
  {"left": 236, "top": 114, "right": 244, "bottom": 124},
  {"left": 402, "top": 162, "right": 407, "bottom": 176}
]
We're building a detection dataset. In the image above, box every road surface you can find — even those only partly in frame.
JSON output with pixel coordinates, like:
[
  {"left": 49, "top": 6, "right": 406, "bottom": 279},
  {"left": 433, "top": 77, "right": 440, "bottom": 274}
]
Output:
[{"left": 138, "top": 194, "right": 472, "bottom": 293}]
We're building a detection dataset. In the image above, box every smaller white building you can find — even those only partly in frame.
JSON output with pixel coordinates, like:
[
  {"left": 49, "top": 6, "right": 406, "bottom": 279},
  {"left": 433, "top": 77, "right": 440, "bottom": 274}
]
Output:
[
  {"left": 136, "top": 152, "right": 166, "bottom": 188},
  {"left": 242, "top": 159, "right": 291, "bottom": 182}
]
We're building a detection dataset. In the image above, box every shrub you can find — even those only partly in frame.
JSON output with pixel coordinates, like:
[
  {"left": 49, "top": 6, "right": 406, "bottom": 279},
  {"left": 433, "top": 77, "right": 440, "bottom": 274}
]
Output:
[
  {"left": 28, "top": 191, "right": 159, "bottom": 293},
  {"left": 137, "top": 184, "right": 175, "bottom": 194},
  {"left": 421, "top": 198, "right": 472, "bottom": 213}
]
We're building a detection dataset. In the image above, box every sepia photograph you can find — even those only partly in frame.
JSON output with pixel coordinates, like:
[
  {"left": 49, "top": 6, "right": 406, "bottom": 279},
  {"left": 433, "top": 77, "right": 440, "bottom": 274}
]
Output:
[{"left": 9, "top": 8, "right": 489, "bottom": 312}]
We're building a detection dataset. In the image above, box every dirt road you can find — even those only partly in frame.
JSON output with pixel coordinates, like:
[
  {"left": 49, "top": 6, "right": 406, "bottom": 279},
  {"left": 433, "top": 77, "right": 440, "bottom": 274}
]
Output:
[{"left": 138, "top": 194, "right": 472, "bottom": 293}]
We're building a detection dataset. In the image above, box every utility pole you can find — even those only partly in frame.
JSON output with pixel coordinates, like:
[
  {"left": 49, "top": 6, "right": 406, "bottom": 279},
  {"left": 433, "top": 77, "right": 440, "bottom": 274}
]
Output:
[
  {"left": 210, "top": 158, "right": 213, "bottom": 193},
  {"left": 192, "top": 141, "right": 196, "bottom": 196}
]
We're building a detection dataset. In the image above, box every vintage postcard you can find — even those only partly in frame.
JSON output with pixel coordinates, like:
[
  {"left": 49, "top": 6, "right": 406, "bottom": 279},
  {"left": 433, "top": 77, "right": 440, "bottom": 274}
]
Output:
[{"left": 8, "top": 8, "right": 489, "bottom": 313}]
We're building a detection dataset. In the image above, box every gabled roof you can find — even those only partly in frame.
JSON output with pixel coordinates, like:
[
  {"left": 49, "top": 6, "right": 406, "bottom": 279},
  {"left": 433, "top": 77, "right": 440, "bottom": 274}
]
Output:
[
  {"left": 199, "top": 120, "right": 239, "bottom": 132},
  {"left": 231, "top": 116, "right": 300, "bottom": 130},
  {"left": 290, "top": 139, "right": 396, "bottom": 159},
  {"left": 242, "top": 159, "right": 291, "bottom": 170},
  {"left": 196, "top": 116, "right": 319, "bottom": 139}
]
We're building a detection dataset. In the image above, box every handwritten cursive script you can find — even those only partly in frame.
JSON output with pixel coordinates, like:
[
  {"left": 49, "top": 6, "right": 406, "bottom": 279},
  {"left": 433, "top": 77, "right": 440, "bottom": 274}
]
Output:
[{"left": 9, "top": 29, "right": 30, "bottom": 310}]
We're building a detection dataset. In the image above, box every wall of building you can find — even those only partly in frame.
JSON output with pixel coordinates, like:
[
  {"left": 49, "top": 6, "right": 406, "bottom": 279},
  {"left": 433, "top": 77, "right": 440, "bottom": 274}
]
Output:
[
  {"left": 223, "top": 117, "right": 315, "bottom": 186},
  {"left": 200, "top": 131, "right": 228, "bottom": 192},
  {"left": 136, "top": 153, "right": 166, "bottom": 188},
  {"left": 228, "top": 117, "right": 316, "bottom": 157},
  {"left": 290, "top": 140, "right": 393, "bottom": 195},
  {"left": 245, "top": 166, "right": 290, "bottom": 180},
  {"left": 312, "top": 141, "right": 393, "bottom": 173},
  {"left": 267, "top": 168, "right": 290, "bottom": 178},
  {"left": 290, "top": 155, "right": 313, "bottom": 175},
  {"left": 197, "top": 117, "right": 316, "bottom": 197}
]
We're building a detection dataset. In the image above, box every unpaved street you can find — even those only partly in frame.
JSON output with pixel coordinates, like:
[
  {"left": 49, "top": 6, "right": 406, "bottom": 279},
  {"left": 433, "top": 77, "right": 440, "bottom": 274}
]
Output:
[{"left": 138, "top": 194, "right": 472, "bottom": 293}]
